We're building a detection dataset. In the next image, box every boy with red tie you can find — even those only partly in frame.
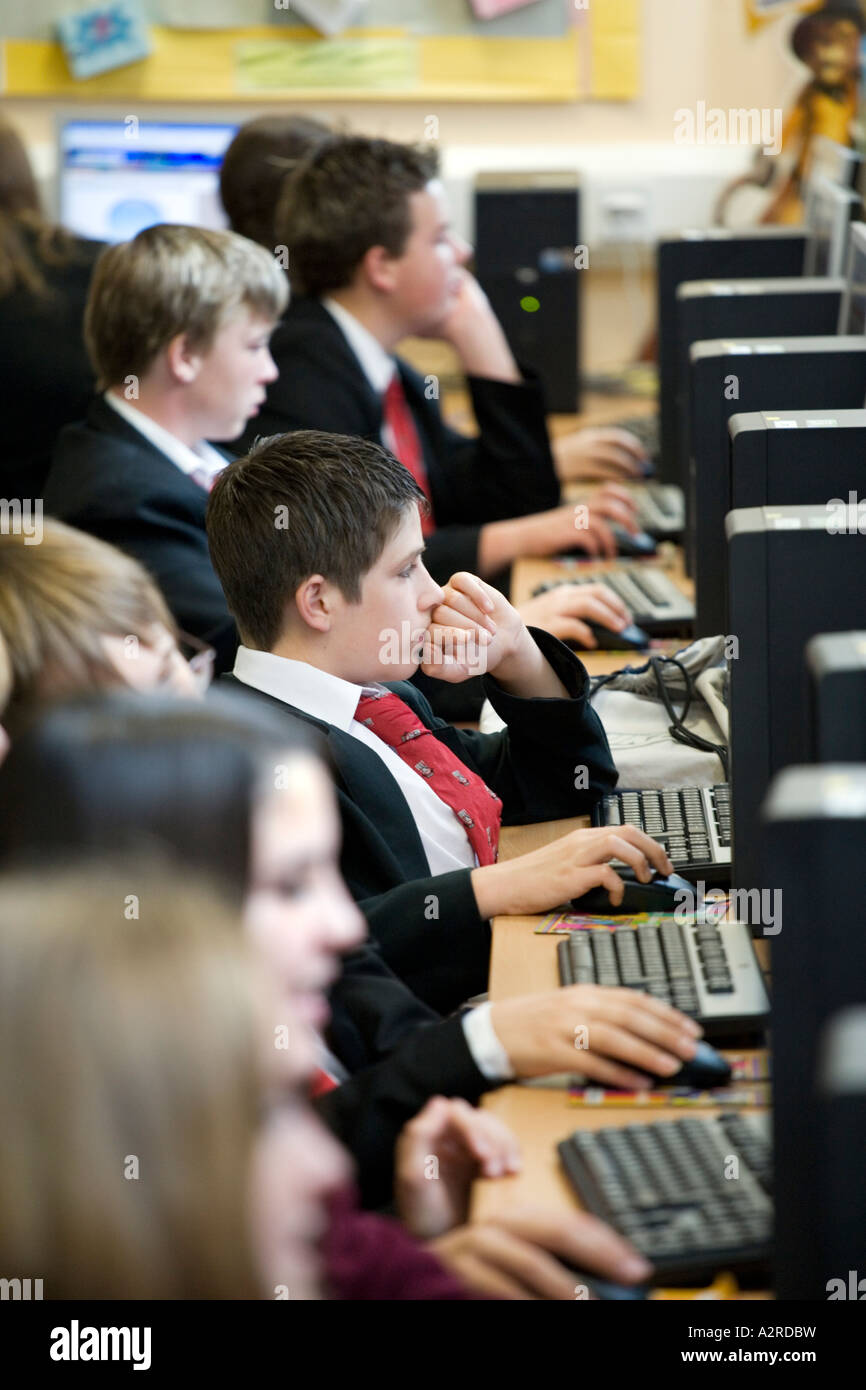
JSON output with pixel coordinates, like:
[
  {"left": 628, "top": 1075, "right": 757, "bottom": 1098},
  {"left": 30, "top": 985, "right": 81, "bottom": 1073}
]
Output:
[
  {"left": 44, "top": 224, "right": 288, "bottom": 673},
  {"left": 207, "top": 429, "right": 674, "bottom": 1015}
]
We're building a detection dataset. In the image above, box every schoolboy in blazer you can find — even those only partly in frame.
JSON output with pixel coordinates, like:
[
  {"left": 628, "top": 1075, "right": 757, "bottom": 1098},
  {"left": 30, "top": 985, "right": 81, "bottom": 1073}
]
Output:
[
  {"left": 207, "top": 429, "right": 675, "bottom": 1013},
  {"left": 44, "top": 224, "right": 288, "bottom": 673}
]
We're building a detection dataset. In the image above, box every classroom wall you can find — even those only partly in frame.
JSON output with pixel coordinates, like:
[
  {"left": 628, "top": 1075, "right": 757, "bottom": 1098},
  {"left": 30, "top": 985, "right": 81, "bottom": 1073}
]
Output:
[{"left": 3, "top": 0, "right": 803, "bottom": 160}]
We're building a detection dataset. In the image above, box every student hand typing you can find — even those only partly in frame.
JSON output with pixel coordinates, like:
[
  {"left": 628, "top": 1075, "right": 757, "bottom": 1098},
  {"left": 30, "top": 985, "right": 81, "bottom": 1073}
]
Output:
[
  {"left": 428, "top": 1207, "right": 652, "bottom": 1300},
  {"left": 394, "top": 1096, "right": 521, "bottom": 1240},
  {"left": 516, "top": 581, "right": 632, "bottom": 649},
  {"left": 471, "top": 824, "right": 674, "bottom": 920},
  {"left": 553, "top": 426, "right": 650, "bottom": 482},
  {"left": 420, "top": 570, "right": 569, "bottom": 697},
  {"left": 478, "top": 503, "right": 619, "bottom": 575},
  {"left": 574, "top": 481, "right": 641, "bottom": 534}
]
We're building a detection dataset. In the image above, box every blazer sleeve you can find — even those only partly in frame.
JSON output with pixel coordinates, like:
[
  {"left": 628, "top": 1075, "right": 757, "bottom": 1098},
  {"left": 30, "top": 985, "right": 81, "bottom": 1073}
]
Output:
[
  {"left": 315, "top": 1011, "right": 491, "bottom": 1210},
  {"left": 409, "top": 365, "right": 561, "bottom": 529},
  {"left": 402, "top": 627, "right": 618, "bottom": 824}
]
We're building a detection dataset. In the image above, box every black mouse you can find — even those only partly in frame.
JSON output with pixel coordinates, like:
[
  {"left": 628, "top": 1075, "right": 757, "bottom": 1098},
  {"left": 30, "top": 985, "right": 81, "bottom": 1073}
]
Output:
[
  {"left": 611, "top": 524, "right": 658, "bottom": 558},
  {"left": 661, "top": 1039, "right": 732, "bottom": 1090},
  {"left": 582, "top": 619, "right": 650, "bottom": 651},
  {"left": 572, "top": 871, "right": 695, "bottom": 916}
]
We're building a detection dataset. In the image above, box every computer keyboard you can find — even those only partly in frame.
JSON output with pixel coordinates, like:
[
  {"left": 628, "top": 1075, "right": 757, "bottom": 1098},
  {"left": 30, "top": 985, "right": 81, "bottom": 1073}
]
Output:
[
  {"left": 593, "top": 785, "right": 731, "bottom": 884},
  {"left": 614, "top": 413, "right": 660, "bottom": 461},
  {"left": 558, "top": 1112, "right": 772, "bottom": 1282},
  {"left": 556, "top": 915, "right": 769, "bottom": 1033},
  {"left": 630, "top": 481, "right": 686, "bottom": 538},
  {"left": 532, "top": 568, "right": 695, "bottom": 635}
]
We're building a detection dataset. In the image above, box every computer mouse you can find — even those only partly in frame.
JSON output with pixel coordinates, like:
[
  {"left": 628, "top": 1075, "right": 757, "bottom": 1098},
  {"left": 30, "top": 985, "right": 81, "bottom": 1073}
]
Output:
[
  {"left": 611, "top": 524, "right": 658, "bottom": 558},
  {"left": 662, "top": 1040, "right": 732, "bottom": 1090},
  {"left": 572, "top": 871, "right": 694, "bottom": 916},
  {"left": 582, "top": 619, "right": 650, "bottom": 652}
]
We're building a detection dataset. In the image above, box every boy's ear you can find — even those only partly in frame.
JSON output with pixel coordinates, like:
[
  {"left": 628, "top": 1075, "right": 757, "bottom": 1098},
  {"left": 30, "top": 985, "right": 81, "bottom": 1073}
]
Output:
[
  {"left": 165, "top": 332, "right": 204, "bottom": 385},
  {"left": 294, "top": 575, "right": 335, "bottom": 634},
  {"left": 362, "top": 244, "right": 399, "bottom": 295}
]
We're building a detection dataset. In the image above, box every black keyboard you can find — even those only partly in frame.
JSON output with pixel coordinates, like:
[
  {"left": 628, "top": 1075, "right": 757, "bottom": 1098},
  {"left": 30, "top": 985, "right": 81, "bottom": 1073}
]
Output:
[
  {"left": 593, "top": 785, "right": 731, "bottom": 886},
  {"left": 532, "top": 568, "right": 694, "bottom": 635},
  {"left": 558, "top": 1112, "right": 772, "bottom": 1282},
  {"left": 557, "top": 916, "right": 769, "bottom": 1034}
]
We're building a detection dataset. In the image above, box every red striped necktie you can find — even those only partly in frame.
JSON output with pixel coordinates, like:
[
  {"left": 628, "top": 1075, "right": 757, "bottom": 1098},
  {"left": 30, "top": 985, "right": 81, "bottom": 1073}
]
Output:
[
  {"left": 382, "top": 373, "right": 436, "bottom": 536},
  {"left": 355, "top": 689, "right": 501, "bottom": 866}
]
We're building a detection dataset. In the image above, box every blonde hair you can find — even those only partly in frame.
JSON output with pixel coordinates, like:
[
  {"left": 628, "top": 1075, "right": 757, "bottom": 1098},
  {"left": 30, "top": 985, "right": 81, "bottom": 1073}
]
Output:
[
  {"left": 85, "top": 223, "right": 288, "bottom": 389},
  {"left": 0, "top": 519, "right": 175, "bottom": 721},
  {"left": 0, "top": 862, "right": 264, "bottom": 1298}
]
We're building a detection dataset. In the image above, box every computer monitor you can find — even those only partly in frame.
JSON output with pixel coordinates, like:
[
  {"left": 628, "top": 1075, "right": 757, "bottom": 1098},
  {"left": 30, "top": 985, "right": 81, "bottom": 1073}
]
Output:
[
  {"left": 837, "top": 221, "right": 866, "bottom": 333},
  {"left": 656, "top": 230, "right": 809, "bottom": 488},
  {"left": 808, "top": 134, "right": 863, "bottom": 196},
  {"left": 726, "top": 504, "right": 866, "bottom": 896},
  {"left": 806, "top": 630, "right": 866, "bottom": 762},
  {"left": 763, "top": 765, "right": 866, "bottom": 1299},
  {"left": 58, "top": 119, "right": 236, "bottom": 243},
  {"left": 802, "top": 176, "right": 862, "bottom": 278}
]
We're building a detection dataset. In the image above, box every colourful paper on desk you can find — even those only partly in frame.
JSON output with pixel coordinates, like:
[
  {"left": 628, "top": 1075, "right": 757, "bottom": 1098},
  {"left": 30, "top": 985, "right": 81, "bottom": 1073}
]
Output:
[
  {"left": 536, "top": 901, "right": 733, "bottom": 934},
  {"left": 567, "top": 1053, "right": 771, "bottom": 1108},
  {"left": 235, "top": 34, "right": 418, "bottom": 91}
]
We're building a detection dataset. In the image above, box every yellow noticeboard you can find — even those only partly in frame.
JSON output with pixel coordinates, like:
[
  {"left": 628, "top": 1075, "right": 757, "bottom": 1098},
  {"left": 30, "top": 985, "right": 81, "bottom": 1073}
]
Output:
[{"left": 1, "top": 5, "right": 642, "bottom": 103}]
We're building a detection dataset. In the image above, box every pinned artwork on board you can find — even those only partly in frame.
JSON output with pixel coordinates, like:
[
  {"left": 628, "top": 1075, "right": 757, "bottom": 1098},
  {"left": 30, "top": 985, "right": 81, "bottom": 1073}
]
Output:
[{"left": 56, "top": 0, "right": 152, "bottom": 80}]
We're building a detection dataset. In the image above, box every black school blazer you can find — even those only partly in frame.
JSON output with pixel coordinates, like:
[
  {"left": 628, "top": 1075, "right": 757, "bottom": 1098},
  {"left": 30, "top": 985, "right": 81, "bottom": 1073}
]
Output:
[
  {"left": 44, "top": 396, "right": 238, "bottom": 673},
  {"left": 223, "top": 627, "right": 616, "bottom": 1014},
  {"left": 234, "top": 295, "right": 561, "bottom": 582}
]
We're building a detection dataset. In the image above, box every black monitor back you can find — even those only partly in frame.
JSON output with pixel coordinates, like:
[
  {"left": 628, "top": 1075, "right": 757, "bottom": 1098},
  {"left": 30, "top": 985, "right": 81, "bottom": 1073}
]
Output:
[
  {"left": 806, "top": 628, "right": 866, "bottom": 762},
  {"left": 657, "top": 230, "right": 807, "bottom": 486},
  {"left": 675, "top": 279, "right": 843, "bottom": 532},
  {"left": 690, "top": 338, "right": 866, "bottom": 635},
  {"left": 763, "top": 765, "right": 866, "bottom": 1299},
  {"left": 726, "top": 503, "right": 866, "bottom": 895}
]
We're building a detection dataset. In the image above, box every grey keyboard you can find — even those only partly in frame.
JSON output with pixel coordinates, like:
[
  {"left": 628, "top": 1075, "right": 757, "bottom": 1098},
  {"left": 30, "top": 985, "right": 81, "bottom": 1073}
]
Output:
[
  {"left": 594, "top": 785, "right": 731, "bottom": 884},
  {"left": 631, "top": 481, "right": 685, "bottom": 537},
  {"left": 557, "top": 915, "right": 769, "bottom": 1033},
  {"left": 558, "top": 1112, "right": 772, "bottom": 1281}
]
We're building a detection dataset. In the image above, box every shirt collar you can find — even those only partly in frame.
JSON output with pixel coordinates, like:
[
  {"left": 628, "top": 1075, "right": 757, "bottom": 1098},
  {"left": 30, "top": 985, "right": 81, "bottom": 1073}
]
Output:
[
  {"left": 322, "top": 297, "right": 396, "bottom": 397},
  {"left": 232, "top": 647, "right": 383, "bottom": 730},
  {"left": 103, "top": 392, "right": 226, "bottom": 481}
]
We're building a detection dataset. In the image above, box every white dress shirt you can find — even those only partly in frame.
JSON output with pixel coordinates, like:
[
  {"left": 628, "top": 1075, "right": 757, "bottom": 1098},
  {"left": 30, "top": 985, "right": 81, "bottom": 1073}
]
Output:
[
  {"left": 232, "top": 645, "right": 514, "bottom": 1081},
  {"left": 104, "top": 392, "right": 228, "bottom": 486},
  {"left": 321, "top": 297, "right": 404, "bottom": 458}
]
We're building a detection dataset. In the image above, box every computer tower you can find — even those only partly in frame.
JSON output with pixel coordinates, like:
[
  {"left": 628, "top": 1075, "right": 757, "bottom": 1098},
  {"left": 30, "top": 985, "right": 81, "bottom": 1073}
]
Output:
[
  {"left": 656, "top": 230, "right": 808, "bottom": 487},
  {"left": 727, "top": 504, "right": 866, "bottom": 896},
  {"left": 675, "top": 279, "right": 844, "bottom": 531},
  {"left": 806, "top": 629, "right": 866, "bottom": 762},
  {"left": 763, "top": 765, "right": 866, "bottom": 1299},
  {"left": 690, "top": 337, "right": 866, "bottom": 636},
  {"left": 474, "top": 171, "right": 580, "bottom": 413}
]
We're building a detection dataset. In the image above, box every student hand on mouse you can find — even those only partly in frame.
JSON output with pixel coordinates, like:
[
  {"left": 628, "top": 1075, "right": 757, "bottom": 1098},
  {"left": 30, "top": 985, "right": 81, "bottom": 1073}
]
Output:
[
  {"left": 428, "top": 1206, "right": 652, "bottom": 1300},
  {"left": 394, "top": 1096, "right": 521, "bottom": 1240},
  {"left": 515, "top": 582, "right": 631, "bottom": 649},
  {"left": 552, "top": 426, "right": 650, "bottom": 483},
  {"left": 490, "top": 984, "right": 702, "bottom": 1089},
  {"left": 471, "top": 823, "right": 674, "bottom": 921}
]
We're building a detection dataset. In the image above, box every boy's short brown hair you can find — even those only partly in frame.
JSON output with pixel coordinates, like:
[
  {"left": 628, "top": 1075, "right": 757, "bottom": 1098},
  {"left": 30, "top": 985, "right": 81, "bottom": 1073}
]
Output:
[
  {"left": 219, "top": 114, "right": 332, "bottom": 248},
  {"left": 276, "top": 136, "right": 439, "bottom": 299},
  {"left": 207, "top": 430, "right": 426, "bottom": 650},
  {"left": 84, "top": 223, "right": 288, "bottom": 390}
]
